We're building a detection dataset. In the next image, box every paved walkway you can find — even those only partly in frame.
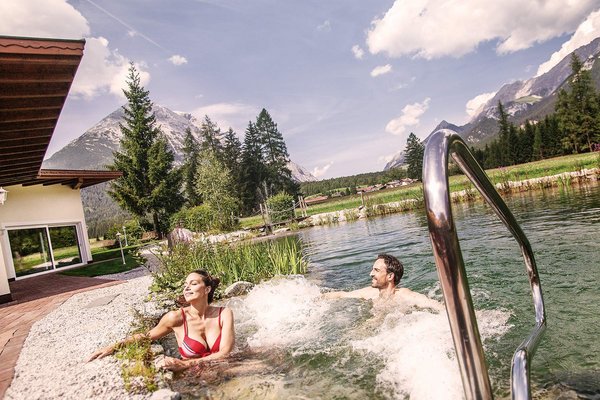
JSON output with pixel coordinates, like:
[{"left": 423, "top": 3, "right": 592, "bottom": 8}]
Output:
[{"left": 0, "top": 273, "right": 123, "bottom": 399}]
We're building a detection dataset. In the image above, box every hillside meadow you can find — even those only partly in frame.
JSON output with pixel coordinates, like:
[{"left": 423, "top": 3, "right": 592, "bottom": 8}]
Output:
[{"left": 240, "top": 152, "right": 600, "bottom": 229}]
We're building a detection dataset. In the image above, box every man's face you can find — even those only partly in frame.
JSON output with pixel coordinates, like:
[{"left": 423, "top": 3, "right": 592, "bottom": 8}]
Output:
[{"left": 370, "top": 259, "right": 393, "bottom": 289}]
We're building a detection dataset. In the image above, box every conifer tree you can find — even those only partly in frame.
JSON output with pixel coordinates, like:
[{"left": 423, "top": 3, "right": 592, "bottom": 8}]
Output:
[
  {"left": 199, "top": 115, "right": 224, "bottom": 158},
  {"left": 404, "top": 132, "right": 425, "bottom": 180},
  {"left": 240, "top": 122, "right": 265, "bottom": 214},
  {"left": 108, "top": 63, "right": 182, "bottom": 238},
  {"left": 255, "top": 108, "right": 297, "bottom": 196},
  {"left": 222, "top": 128, "right": 242, "bottom": 197},
  {"left": 182, "top": 127, "right": 201, "bottom": 206},
  {"left": 497, "top": 101, "right": 512, "bottom": 165},
  {"left": 532, "top": 125, "right": 543, "bottom": 161},
  {"left": 556, "top": 54, "right": 600, "bottom": 153},
  {"left": 148, "top": 135, "right": 184, "bottom": 233}
]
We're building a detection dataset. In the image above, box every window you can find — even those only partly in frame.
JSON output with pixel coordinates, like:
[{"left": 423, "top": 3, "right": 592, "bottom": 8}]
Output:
[{"left": 7, "top": 225, "right": 82, "bottom": 278}]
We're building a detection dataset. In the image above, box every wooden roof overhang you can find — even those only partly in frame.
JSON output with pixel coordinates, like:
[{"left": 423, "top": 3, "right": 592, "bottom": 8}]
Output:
[
  {"left": 18, "top": 169, "right": 123, "bottom": 189},
  {"left": 0, "top": 35, "right": 94, "bottom": 188}
]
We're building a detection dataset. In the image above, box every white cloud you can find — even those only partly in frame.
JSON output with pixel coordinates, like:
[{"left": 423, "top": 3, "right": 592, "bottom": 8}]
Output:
[
  {"left": 70, "top": 37, "right": 150, "bottom": 99},
  {"left": 371, "top": 64, "right": 392, "bottom": 77},
  {"left": 192, "top": 102, "right": 255, "bottom": 132},
  {"left": 465, "top": 91, "right": 496, "bottom": 118},
  {"left": 366, "top": 0, "right": 599, "bottom": 59},
  {"left": 0, "top": 0, "right": 149, "bottom": 100},
  {"left": 312, "top": 162, "right": 333, "bottom": 178},
  {"left": 536, "top": 8, "right": 600, "bottom": 76},
  {"left": 385, "top": 98, "right": 430, "bottom": 136},
  {"left": 168, "top": 54, "right": 188, "bottom": 66},
  {"left": 352, "top": 44, "right": 365, "bottom": 59},
  {"left": 0, "top": 0, "right": 90, "bottom": 38},
  {"left": 317, "top": 20, "right": 331, "bottom": 32}
]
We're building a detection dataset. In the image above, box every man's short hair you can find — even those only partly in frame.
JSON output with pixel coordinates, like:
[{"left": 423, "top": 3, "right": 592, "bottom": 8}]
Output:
[{"left": 377, "top": 254, "right": 404, "bottom": 286}]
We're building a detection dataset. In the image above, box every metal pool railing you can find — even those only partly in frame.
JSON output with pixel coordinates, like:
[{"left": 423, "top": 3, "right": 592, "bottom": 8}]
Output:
[{"left": 422, "top": 129, "right": 546, "bottom": 400}]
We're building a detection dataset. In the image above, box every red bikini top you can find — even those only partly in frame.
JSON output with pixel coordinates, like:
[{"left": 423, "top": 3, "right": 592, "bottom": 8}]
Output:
[{"left": 178, "top": 307, "right": 223, "bottom": 359}]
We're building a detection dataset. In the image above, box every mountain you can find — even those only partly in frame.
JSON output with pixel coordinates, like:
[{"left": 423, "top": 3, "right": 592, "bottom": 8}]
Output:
[
  {"left": 287, "top": 161, "right": 317, "bottom": 182},
  {"left": 43, "top": 104, "right": 315, "bottom": 182},
  {"left": 461, "top": 36, "right": 600, "bottom": 144},
  {"left": 43, "top": 104, "right": 315, "bottom": 236},
  {"left": 382, "top": 36, "right": 600, "bottom": 170}
]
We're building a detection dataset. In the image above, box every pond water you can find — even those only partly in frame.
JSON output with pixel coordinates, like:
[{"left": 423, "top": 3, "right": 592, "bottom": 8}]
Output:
[{"left": 173, "top": 182, "right": 600, "bottom": 399}]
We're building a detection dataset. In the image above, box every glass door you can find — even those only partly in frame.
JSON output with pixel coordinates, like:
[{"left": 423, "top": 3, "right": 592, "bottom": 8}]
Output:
[
  {"left": 7, "top": 224, "right": 83, "bottom": 277},
  {"left": 7, "top": 227, "right": 53, "bottom": 277},
  {"left": 49, "top": 226, "right": 82, "bottom": 269}
]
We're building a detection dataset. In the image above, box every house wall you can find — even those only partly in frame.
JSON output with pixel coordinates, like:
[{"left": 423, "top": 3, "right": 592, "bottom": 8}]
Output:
[{"left": 0, "top": 185, "right": 92, "bottom": 297}]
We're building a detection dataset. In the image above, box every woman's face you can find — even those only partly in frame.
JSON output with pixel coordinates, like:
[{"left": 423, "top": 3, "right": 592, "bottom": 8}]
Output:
[{"left": 183, "top": 272, "right": 211, "bottom": 302}]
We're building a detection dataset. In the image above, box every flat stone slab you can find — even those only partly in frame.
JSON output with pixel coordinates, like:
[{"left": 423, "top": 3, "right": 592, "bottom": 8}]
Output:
[{"left": 84, "top": 294, "right": 120, "bottom": 308}]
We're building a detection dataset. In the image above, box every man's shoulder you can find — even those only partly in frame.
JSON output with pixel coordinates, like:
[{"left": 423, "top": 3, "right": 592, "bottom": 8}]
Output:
[{"left": 395, "top": 287, "right": 444, "bottom": 311}]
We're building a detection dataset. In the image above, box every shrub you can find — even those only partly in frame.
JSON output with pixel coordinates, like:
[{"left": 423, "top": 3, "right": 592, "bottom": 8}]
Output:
[
  {"left": 266, "top": 192, "right": 294, "bottom": 224},
  {"left": 106, "top": 219, "right": 144, "bottom": 244},
  {"left": 171, "top": 204, "right": 238, "bottom": 234}
]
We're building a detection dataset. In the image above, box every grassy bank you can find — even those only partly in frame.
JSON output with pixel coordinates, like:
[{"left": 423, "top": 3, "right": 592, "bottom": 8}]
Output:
[{"left": 240, "top": 152, "right": 600, "bottom": 228}]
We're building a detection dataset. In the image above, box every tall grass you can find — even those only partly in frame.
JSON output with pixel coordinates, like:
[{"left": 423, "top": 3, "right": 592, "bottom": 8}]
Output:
[{"left": 151, "top": 236, "right": 308, "bottom": 300}]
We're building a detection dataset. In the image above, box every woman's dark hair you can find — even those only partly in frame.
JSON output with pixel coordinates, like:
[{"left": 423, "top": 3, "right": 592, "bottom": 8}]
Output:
[{"left": 191, "top": 269, "right": 221, "bottom": 303}]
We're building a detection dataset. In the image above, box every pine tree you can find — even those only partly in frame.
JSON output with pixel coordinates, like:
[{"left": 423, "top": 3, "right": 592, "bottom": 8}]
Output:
[
  {"left": 108, "top": 63, "right": 182, "bottom": 238},
  {"left": 532, "top": 124, "right": 543, "bottom": 161},
  {"left": 199, "top": 115, "right": 224, "bottom": 158},
  {"left": 147, "top": 135, "right": 184, "bottom": 234},
  {"left": 182, "top": 128, "right": 201, "bottom": 206},
  {"left": 222, "top": 127, "right": 242, "bottom": 196},
  {"left": 497, "top": 101, "right": 512, "bottom": 165},
  {"left": 255, "top": 108, "right": 297, "bottom": 196},
  {"left": 240, "top": 121, "right": 265, "bottom": 214},
  {"left": 404, "top": 133, "right": 425, "bottom": 180},
  {"left": 556, "top": 53, "right": 600, "bottom": 153}
]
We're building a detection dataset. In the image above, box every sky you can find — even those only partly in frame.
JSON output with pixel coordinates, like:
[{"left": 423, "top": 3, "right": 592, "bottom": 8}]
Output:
[{"left": 2, "top": 1, "right": 600, "bottom": 179}]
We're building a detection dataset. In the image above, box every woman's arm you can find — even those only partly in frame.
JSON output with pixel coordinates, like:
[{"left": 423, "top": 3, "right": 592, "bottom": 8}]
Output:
[{"left": 87, "top": 310, "right": 178, "bottom": 361}]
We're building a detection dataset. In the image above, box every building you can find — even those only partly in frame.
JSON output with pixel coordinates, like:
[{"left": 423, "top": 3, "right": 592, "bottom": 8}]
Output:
[{"left": 0, "top": 36, "right": 121, "bottom": 304}]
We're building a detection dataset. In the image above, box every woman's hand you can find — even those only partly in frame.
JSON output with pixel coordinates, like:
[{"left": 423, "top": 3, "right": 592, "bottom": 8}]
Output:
[
  {"left": 87, "top": 345, "right": 115, "bottom": 362},
  {"left": 155, "top": 355, "right": 193, "bottom": 372}
]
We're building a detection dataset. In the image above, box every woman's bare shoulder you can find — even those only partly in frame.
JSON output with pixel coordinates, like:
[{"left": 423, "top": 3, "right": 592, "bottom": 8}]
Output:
[
  {"left": 160, "top": 309, "right": 184, "bottom": 327},
  {"left": 216, "top": 305, "right": 234, "bottom": 318}
]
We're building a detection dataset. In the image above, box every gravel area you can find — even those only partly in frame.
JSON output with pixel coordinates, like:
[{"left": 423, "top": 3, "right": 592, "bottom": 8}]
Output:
[{"left": 5, "top": 275, "right": 159, "bottom": 400}]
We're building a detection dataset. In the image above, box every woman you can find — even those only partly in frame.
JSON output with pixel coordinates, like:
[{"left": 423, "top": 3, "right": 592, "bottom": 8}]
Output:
[{"left": 88, "top": 270, "right": 235, "bottom": 372}]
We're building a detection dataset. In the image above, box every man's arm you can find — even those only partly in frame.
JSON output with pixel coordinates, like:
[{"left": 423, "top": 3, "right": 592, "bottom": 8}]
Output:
[
  {"left": 323, "top": 287, "right": 378, "bottom": 300},
  {"left": 397, "top": 288, "right": 444, "bottom": 311}
]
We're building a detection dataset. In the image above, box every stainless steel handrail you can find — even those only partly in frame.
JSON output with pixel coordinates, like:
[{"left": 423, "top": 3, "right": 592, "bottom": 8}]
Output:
[{"left": 422, "top": 129, "right": 546, "bottom": 400}]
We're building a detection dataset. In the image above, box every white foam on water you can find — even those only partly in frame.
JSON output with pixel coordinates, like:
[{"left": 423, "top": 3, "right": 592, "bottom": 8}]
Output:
[
  {"left": 236, "top": 276, "right": 331, "bottom": 350},
  {"left": 351, "top": 305, "right": 512, "bottom": 399},
  {"left": 228, "top": 276, "right": 512, "bottom": 399}
]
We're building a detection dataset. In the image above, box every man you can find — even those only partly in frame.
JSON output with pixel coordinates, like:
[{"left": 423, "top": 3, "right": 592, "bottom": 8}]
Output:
[{"left": 324, "top": 254, "right": 443, "bottom": 310}]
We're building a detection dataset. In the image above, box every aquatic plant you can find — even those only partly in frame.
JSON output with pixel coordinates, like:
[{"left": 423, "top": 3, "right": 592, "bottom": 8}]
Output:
[
  {"left": 115, "top": 309, "right": 160, "bottom": 393},
  {"left": 151, "top": 236, "right": 308, "bottom": 301}
]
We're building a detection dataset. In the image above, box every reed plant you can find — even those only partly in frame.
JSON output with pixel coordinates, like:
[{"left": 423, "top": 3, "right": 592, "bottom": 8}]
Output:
[{"left": 151, "top": 236, "right": 308, "bottom": 301}]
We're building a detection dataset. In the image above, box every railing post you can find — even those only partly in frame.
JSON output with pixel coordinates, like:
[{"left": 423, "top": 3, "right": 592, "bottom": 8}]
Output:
[{"left": 422, "top": 129, "right": 546, "bottom": 400}]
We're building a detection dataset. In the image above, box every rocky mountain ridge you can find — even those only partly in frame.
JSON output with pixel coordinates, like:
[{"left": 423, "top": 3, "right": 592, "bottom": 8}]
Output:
[{"left": 383, "top": 36, "right": 600, "bottom": 171}]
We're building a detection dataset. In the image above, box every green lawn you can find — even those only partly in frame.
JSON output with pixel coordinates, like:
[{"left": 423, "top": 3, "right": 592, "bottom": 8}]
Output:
[{"left": 60, "top": 253, "right": 140, "bottom": 277}]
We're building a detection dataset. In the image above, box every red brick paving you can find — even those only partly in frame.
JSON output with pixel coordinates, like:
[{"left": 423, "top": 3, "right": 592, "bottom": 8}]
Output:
[{"left": 0, "top": 273, "right": 123, "bottom": 399}]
